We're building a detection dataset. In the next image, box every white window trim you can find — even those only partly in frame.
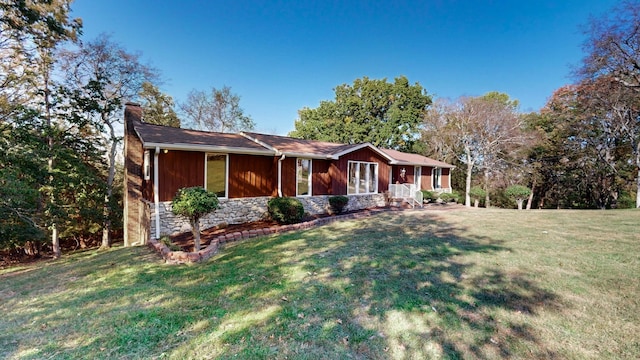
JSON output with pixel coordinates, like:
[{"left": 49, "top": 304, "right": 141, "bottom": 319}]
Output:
[
  {"left": 143, "top": 150, "right": 151, "bottom": 180},
  {"left": 347, "top": 160, "right": 378, "bottom": 195},
  {"left": 204, "top": 153, "right": 229, "bottom": 199},
  {"left": 432, "top": 167, "right": 442, "bottom": 189},
  {"left": 296, "top": 158, "right": 312, "bottom": 197}
]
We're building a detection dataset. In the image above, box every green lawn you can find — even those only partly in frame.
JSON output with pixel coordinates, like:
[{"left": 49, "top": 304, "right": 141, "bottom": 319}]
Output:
[{"left": 1, "top": 208, "right": 638, "bottom": 359}]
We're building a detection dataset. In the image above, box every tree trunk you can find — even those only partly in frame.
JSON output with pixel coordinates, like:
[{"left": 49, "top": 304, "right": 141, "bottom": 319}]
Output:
[
  {"left": 474, "top": 199, "right": 479, "bottom": 208},
  {"left": 636, "top": 167, "right": 640, "bottom": 208},
  {"left": 101, "top": 119, "right": 118, "bottom": 249},
  {"left": 465, "top": 148, "right": 472, "bottom": 207},
  {"left": 192, "top": 218, "right": 201, "bottom": 252},
  {"left": 517, "top": 199, "right": 524, "bottom": 210},
  {"left": 43, "top": 54, "right": 61, "bottom": 260},
  {"left": 526, "top": 179, "right": 536, "bottom": 210},
  {"left": 483, "top": 169, "right": 491, "bottom": 208}
]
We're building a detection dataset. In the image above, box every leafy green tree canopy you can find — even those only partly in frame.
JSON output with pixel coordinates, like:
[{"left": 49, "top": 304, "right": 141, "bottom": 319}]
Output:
[
  {"left": 289, "top": 76, "right": 432, "bottom": 151},
  {"left": 138, "top": 82, "right": 180, "bottom": 127},
  {"left": 505, "top": 185, "right": 531, "bottom": 210}
]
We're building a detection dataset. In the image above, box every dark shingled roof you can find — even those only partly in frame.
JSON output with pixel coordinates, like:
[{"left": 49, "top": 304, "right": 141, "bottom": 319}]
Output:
[
  {"left": 241, "top": 132, "right": 359, "bottom": 158},
  {"left": 380, "top": 148, "right": 455, "bottom": 168},
  {"left": 124, "top": 103, "right": 453, "bottom": 164},
  {"left": 134, "top": 122, "right": 274, "bottom": 154}
]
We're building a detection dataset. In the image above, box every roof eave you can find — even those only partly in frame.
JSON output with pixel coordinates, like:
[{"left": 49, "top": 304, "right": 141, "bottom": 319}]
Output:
[{"left": 142, "top": 142, "right": 276, "bottom": 156}]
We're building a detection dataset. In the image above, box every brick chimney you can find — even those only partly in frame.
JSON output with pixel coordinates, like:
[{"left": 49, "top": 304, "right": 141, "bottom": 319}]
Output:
[{"left": 123, "top": 103, "right": 148, "bottom": 246}]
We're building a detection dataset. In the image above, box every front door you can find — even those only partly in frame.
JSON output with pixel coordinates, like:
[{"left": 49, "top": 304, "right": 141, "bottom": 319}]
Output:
[{"left": 414, "top": 166, "right": 422, "bottom": 189}]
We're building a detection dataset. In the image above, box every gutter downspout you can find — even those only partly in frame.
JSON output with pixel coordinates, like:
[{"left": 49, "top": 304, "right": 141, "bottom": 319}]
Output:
[
  {"left": 154, "top": 146, "right": 160, "bottom": 240},
  {"left": 277, "top": 153, "right": 285, "bottom": 197}
]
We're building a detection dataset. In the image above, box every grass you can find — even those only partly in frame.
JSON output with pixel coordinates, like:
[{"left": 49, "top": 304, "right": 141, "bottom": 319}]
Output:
[{"left": 0, "top": 208, "right": 638, "bottom": 359}]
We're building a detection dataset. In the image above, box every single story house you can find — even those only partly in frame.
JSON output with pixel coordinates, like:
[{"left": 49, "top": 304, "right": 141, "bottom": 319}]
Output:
[{"left": 123, "top": 103, "right": 454, "bottom": 246}]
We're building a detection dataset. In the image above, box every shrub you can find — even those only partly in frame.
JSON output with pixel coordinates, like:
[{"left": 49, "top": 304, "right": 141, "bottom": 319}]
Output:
[
  {"left": 268, "top": 197, "right": 305, "bottom": 224},
  {"left": 328, "top": 195, "right": 349, "bottom": 214},
  {"left": 439, "top": 192, "right": 457, "bottom": 202},
  {"left": 504, "top": 185, "right": 531, "bottom": 210},
  {"left": 159, "top": 235, "right": 181, "bottom": 251},
  {"left": 468, "top": 186, "right": 486, "bottom": 207},
  {"left": 172, "top": 187, "right": 219, "bottom": 251},
  {"left": 421, "top": 190, "right": 438, "bottom": 202}
]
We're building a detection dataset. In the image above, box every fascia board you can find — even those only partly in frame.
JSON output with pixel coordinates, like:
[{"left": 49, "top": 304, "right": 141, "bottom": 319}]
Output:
[
  {"left": 142, "top": 142, "right": 276, "bottom": 156},
  {"left": 281, "top": 151, "right": 334, "bottom": 160},
  {"left": 239, "top": 132, "right": 281, "bottom": 154},
  {"left": 332, "top": 143, "right": 397, "bottom": 162}
]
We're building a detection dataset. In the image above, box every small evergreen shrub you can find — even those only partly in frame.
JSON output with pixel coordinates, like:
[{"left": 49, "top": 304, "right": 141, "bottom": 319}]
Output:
[
  {"left": 505, "top": 185, "right": 531, "bottom": 210},
  {"left": 469, "top": 186, "right": 486, "bottom": 207},
  {"left": 172, "top": 187, "right": 219, "bottom": 251},
  {"left": 159, "top": 235, "right": 181, "bottom": 251},
  {"left": 328, "top": 195, "right": 349, "bottom": 214},
  {"left": 421, "top": 190, "right": 438, "bottom": 202},
  {"left": 268, "top": 197, "right": 305, "bottom": 224},
  {"left": 439, "top": 192, "right": 458, "bottom": 203}
]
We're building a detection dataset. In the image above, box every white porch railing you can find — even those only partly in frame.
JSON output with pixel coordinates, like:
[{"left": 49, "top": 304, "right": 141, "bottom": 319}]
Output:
[{"left": 388, "top": 184, "right": 423, "bottom": 208}]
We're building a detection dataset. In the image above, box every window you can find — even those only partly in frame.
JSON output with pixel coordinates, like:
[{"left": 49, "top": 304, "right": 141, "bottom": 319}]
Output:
[
  {"left": 206, "top": 154, "right": 228, "bottom": 198},
  {"left": 143, "top": 150, "right": 151, "bottom": 180},
  {"left": 347, "top": 161, "right": 378, "bottom": 194},
  {"left": 297, "top": 158, "right": 311, "bottom": 196},
  {"left": 432, "top": 167, "right": 442, "bottom": 189},
  {"left": 414, "top": 166, "right": 422, "bottom": 189}
]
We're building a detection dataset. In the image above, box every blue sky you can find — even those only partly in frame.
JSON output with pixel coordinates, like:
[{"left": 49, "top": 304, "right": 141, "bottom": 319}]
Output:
[{"left": 72, "top": 0, "right": 618, "bottom": 135}]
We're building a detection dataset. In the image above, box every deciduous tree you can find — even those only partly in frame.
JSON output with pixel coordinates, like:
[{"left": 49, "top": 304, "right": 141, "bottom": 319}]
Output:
[
  {"left": 422, "top": 93, "right": 530, "bottom": 207},
  {"left": 579, "top": 0, "right": 640, "bottom": 90},
  {"left": 60, "top": 34, "right": 158, "bottom": 249},
  {"left": 180, "top": 86, "right": 254, "bottom": 133},
  {"left": 138, "top": 82, "right": 180, "bottom": 127},
  {"left": 290, "top": 76, "right": 431, "bottom": 151}
]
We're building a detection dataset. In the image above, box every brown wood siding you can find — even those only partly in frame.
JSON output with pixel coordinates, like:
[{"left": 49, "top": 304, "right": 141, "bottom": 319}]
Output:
[
  {"left": 281, "top": 157, "right": 297, "bottom": 197},
  {"left": 124, "top": 104, "right": 145, "bottom": 246},
  {"left": 142, "top": 149, "right": 154, "bottom": 201},
  {"left": 158, "top": 150, "right": 204, "bottom": 201},
  {"left": 312, "top": 159, "right": 332, "bottom": 195},
  {"left": 228, "top": 154, "right": 276, "bottom": 198},
  {"left": 421, "top": 166, "right": 434, "bottom": 190},
  {"left": 442, "top": 168, "right": 450, "bottom": 189},
  {"left": 332, "top": 148, "right": 390, "bottom": 195}
]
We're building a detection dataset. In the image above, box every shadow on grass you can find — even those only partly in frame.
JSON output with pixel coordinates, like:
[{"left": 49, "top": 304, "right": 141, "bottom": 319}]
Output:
[{"left": 0, "top": 211, "right": 564, "bottom": 359}]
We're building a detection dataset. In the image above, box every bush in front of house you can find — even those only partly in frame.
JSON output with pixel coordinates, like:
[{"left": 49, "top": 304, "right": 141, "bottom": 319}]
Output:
[
  {"left": 268, "top": 197, "right": 305, "bottom": 224},
  {"left": 439, "top": 191, "right": 459, "bottom": 203},
  {"left": 172, "top": 187, "right": 219, "bottom": 251},
  {"left": 421, "top": 190, "right": 438, "bottom": 202},
  {"left": 328, "top": 195, "right": 349, "bottom": 214}
]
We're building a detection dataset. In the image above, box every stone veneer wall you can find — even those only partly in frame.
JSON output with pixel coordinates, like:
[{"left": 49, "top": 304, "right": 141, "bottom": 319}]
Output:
[{"left": 149, "top": 193, "right": 387, "bottom": 238}]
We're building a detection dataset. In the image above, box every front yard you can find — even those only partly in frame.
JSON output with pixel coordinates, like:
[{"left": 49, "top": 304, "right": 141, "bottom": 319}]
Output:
[{"left": 1, "top": 208, "right": 638, "bottom": 359}]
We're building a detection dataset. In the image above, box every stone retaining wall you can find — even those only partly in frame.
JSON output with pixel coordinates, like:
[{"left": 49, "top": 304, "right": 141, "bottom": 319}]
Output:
[
  {"left": 148, "top": 206, "right": 396, "bottom": 264},
  {"left": 149, "top": 193, "right": 387, "bottom": 238}
]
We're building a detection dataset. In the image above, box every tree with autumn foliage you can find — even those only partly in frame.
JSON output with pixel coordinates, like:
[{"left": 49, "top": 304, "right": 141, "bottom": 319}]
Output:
[
  {"left": 579, "top": 0, "right": 640, "bottom": 207},
  {"left": 422, "top": 93, "right": 532, "bottom": 207}
]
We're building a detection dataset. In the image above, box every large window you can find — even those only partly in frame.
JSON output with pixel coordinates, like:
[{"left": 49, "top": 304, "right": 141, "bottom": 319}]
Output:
[
  {"left": 206, "top": 154, "right": 228, "bottom": 198},
  {"left": 432, "top": 167, "right": 442, "bottom": 189},
  {"left": 348, "top": 161, "right": 378, "bottom": 194},
  {"left": 297, "top": 158, "right": 311, "bottom": 196}
]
